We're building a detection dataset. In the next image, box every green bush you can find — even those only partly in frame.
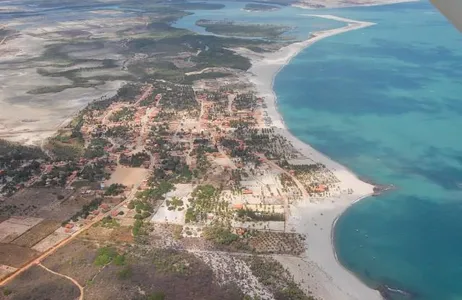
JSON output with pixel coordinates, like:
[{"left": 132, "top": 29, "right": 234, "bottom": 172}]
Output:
[
  {"left": 113, "top": 254, "right": 126, "bottom": 266},
  {"left": 94, "top": 247, "right": 118, "bottom": 266},
  {"left": 3, "top": 288, "right": 12, "bottom": 296},
  {"left": 203, "top": 223, "right": 238, "bottom": 245},
  {"left": 141, "top": 211, "right": 151, "bottom": 219},
  {"left": 118, "top": 266, "right": 132, "bottom": 280},
  {"left": 105, "top": 183, "right": 126, "bottom": 196},
  {"left": 132, "top": 219, "right": 143, "bottom": 236},
  {"left": 147, "top": 292, "right": 165, "bottom": 300}
]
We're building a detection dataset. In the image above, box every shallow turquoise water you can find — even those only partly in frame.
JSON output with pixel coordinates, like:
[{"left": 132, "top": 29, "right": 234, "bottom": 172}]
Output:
[
  {"left": 173, "top": 1, "right": 345, "bottom": 39},
  {"left": 274, "top": 1, "right": 462, "bottom": 299}
]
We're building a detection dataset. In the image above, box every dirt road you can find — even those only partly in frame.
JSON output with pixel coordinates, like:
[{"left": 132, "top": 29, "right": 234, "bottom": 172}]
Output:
[
  {"left": 37, "top": 263, "right": 84, "bottom": 300},
  {"left": 0, "top": 181, "right": 143, "bottom": 287}
]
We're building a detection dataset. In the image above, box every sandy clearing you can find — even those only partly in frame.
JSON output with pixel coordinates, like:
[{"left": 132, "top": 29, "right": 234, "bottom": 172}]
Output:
[{"left": 105, "top": 165, "right": 149, "bottom": 187}]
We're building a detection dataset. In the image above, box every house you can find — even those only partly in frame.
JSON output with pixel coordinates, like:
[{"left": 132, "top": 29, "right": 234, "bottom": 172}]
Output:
[
  {"left": 314, "top": 184, "right": 327, "bottom": 193},
  {"left": 242, "top": 189, "right": 253, "bottom": 195},
  {"left": 233, "top": 203, "right": 244, "bottom": 210}
]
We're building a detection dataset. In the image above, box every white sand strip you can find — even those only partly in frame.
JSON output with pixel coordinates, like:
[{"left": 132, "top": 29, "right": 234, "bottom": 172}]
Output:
[{"left": 234, "top": 15, "right": 382, "bottom": 300}]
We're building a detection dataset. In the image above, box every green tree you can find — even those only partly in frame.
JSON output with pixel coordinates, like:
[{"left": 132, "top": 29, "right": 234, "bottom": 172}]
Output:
[{"left": 147, "top": 291, "right": 165, "bottom": 300}]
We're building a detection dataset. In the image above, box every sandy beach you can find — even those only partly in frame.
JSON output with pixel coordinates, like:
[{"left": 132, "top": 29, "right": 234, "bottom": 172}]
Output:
[{"left": 235, "top": 15, "right": 382, "bottom": 300}]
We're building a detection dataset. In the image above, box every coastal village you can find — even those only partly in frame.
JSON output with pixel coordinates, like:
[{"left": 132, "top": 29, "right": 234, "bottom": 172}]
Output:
[
  {"left": 0, "top": 73, "right": 361, "bottom": 299},
  {"left": 0, "top": 2, "right": 387, "bottom": 299}
]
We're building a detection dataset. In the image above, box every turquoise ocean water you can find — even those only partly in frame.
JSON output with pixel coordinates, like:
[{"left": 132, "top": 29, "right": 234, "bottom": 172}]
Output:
[
  {"left": 175, "top": 1, "right": 462, "bottom": 299},
  {"left": 173, "top": 1, "right": 344, "bottom": 39},
  {"left": 274, "top": 2, "right": 462, "bottom": 300}
]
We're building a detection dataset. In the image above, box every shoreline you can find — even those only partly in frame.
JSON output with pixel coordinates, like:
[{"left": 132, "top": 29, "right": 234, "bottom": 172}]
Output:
[{"left": 235, "top": 15, "right": 382, "bottom": 300}]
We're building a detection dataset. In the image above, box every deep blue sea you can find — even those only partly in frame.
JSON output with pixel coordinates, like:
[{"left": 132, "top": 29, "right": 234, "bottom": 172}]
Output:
[{"left": 175, "top": 1, "right": 462, "bottom": 299}]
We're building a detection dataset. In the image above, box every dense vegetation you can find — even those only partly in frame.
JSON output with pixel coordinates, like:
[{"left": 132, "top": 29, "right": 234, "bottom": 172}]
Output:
[
  {"left": 119, "top": 151, "right": 150, "bottom": 168},
  {"left": 185, "top": 185, "right": 223, "bottom": 223},
  {"left": 105, "top": 183, "right": 126, "bottom": 196},
  {"left": 110, "top": 107, "right": 136, "bottom": 122},
  {"left": 84, "top": 138, "right": 111, "bottom": 159},
  {"left": 236, "top": 208, "right": 284, "bottom": 222},
  {"left": 196, "top": 19, "right": 292, "bottom": 40},
  {"left": 203, "top": 223, "right": 239, "bottom": 245},
  {"left": 0, "top": 140, "right": 47, "bottom": 195},
  {"left": 244, "top": 3, "right": 281, "bottom": 11}
]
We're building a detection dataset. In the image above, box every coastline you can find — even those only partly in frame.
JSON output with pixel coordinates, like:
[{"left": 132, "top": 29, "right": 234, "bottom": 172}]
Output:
[
  {"left": 292, "top": 0, "right": 419, "bottom": 9},
  {"left": 235, "top": 15, "right": 382, "bottom": 300}
]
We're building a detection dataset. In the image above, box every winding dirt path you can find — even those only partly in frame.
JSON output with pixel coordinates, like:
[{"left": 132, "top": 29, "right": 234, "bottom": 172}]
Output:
[{"left": 37, "top": 262, "right": 84, "bottom": 300}]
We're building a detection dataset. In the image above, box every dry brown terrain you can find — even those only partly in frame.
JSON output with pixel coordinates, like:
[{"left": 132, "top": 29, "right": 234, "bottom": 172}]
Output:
[
  {"left": 82, "top": 225, "right": 134, "bottom": 244},
  {"left": 11, "top": 220, "right": 61, "bottom": 248},
  {"left": 0, "top": 244, "right": 40, "bottom": 268},
  {"left": 1, "top": 265, "right": 80, "bottom": 300},
  {"left": 38, "top": 239, "right": 244, "bottom": 300},
  {"left": 0, "top": 188, "right": 74, "bottom": 218},
  {"left": 41, "top": 239, "right": 101, "bottom": 286}
]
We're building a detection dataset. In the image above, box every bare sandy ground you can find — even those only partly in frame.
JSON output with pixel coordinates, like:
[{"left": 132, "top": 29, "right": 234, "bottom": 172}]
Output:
[
  {"left": 0, "top": 34, "right": 124, "bottom": 144},
  {"left": 0, "top": 14, "right": 145, "bottom": 145},
  {"left": 105, "top": 166, "right": 149, "bottom": 187},
  {"left": 235, "top": 15, "right": 382, "bottom": 300},
  {"left": 0, "top": 80, "right": 124, "bottom": 145}
]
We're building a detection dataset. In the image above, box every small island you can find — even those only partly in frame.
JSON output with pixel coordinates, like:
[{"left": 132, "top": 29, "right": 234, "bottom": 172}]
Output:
[
  {"left": 196, "top": 19, "right": 293, "bottom": 40},
  {"left": 243, "top": 3, "right": 281, "bottom": 12}
]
